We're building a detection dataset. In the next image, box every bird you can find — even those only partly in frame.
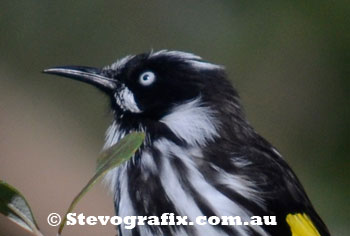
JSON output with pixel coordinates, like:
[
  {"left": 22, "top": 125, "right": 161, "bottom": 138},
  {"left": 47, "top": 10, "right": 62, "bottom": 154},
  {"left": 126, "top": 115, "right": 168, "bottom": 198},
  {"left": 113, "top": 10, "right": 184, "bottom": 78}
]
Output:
[{"left": 44, "top": 50, "right": 330, "bottom": 236}]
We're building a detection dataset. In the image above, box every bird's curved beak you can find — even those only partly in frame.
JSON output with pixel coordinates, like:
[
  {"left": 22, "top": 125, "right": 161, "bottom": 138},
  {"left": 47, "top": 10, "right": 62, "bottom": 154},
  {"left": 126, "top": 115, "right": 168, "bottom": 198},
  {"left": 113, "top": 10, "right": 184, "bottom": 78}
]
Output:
[{"left": 43, "top": 66, "right": 116, "bottom": 91}]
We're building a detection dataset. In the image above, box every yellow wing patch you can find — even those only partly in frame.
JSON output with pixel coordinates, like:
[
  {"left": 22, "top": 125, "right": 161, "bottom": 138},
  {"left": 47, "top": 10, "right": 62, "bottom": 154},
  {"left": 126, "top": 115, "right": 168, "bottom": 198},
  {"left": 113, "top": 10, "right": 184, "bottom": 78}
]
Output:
[{"left": 286, "top": 213, "right": 321, "bottom": 236}]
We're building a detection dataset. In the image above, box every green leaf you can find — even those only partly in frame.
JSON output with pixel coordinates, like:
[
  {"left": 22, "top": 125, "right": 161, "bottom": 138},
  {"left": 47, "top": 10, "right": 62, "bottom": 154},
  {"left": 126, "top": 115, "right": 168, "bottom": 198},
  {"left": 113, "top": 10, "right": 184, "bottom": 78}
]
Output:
[
  {"left": 58, "top": 132, "right": 145, "bottom": 234},
  {"left": 0, "top": 181, "right": 42, "bottom": 236},
  {"left": 96, "top": 132, "right": 144, "bottom": 172}
]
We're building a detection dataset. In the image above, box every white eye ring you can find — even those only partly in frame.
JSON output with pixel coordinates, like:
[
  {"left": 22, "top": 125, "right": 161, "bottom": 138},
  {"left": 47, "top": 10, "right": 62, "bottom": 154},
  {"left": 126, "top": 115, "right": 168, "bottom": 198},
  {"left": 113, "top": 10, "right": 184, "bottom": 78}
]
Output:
[{"left": 139, "top": 71, "right": 156, "bottom": 86}]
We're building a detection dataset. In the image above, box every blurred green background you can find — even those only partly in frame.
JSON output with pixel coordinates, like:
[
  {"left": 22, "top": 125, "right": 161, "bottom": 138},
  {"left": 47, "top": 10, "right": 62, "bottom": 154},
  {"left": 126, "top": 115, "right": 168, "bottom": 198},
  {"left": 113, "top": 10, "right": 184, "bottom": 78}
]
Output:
[{"left": 0, "top": 1, "right": 348, "bottom": 235}]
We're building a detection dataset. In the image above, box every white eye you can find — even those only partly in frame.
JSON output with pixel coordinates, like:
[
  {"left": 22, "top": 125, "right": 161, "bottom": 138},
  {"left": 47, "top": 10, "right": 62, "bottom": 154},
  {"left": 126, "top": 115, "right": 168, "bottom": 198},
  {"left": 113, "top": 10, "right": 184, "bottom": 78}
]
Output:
[{"left": 139, "top": 71, "right": 156, "bottom": 86}]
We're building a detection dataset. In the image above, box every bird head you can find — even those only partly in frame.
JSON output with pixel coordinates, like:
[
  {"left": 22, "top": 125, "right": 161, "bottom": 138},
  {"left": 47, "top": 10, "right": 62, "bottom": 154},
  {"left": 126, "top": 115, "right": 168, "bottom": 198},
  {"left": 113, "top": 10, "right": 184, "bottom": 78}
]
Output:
[{"left": 44, "top": 50, "right": 246, "bottom": 144}]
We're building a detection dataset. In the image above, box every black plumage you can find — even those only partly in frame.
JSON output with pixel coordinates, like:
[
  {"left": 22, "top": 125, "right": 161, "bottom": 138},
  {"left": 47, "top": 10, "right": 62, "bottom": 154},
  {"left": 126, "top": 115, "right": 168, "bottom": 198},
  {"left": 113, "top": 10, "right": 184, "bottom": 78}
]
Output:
[{"left": 45, "top": 50, "right": 330, "bottom": 236}]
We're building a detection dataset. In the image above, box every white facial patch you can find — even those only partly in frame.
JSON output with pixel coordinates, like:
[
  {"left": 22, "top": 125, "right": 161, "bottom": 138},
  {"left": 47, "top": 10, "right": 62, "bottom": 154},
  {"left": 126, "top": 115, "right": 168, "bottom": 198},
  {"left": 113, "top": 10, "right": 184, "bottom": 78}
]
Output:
[
  {"left": 114, "top": 86, "right": 142, "bottom": 113},
  {"left": 150, "top": 50, "right": 223, "bottom": 71},
  {"left": 160, "top": 97, "right": 219, "bottom": 146},
  {"left": 187, "top": 60, "right": 223, "bottom": 70},
  {"left": 150, "top": 50, "right": 202, "bottom": 60}
]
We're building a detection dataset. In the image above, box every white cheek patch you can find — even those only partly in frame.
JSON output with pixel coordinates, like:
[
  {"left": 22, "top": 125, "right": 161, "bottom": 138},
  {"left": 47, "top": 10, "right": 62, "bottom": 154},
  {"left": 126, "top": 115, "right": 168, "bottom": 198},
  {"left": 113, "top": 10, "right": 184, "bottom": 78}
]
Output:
[
  {"left": 115, "top": 86, "right": 142, "bottom": 113},
  {"left": 160, "top": 97, "right": 219, "bottom": 146}
]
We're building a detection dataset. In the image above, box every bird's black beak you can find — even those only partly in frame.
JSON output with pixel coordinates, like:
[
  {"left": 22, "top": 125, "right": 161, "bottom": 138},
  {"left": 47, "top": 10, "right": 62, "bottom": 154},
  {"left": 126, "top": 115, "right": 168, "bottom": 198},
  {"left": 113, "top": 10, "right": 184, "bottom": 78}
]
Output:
[{"left": 43, "top": 66, "right": 116, "bottom": 91}]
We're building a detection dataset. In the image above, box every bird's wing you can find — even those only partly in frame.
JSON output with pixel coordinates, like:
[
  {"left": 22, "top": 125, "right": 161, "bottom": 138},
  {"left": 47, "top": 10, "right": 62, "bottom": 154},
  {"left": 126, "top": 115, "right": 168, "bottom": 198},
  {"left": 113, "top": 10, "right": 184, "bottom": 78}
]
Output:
[
  {"left": 286, "top": 213, "right": 321, "bottom": 236},
  {"left": 241, "top": 137, "right": 331, "bottom": 236}
]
